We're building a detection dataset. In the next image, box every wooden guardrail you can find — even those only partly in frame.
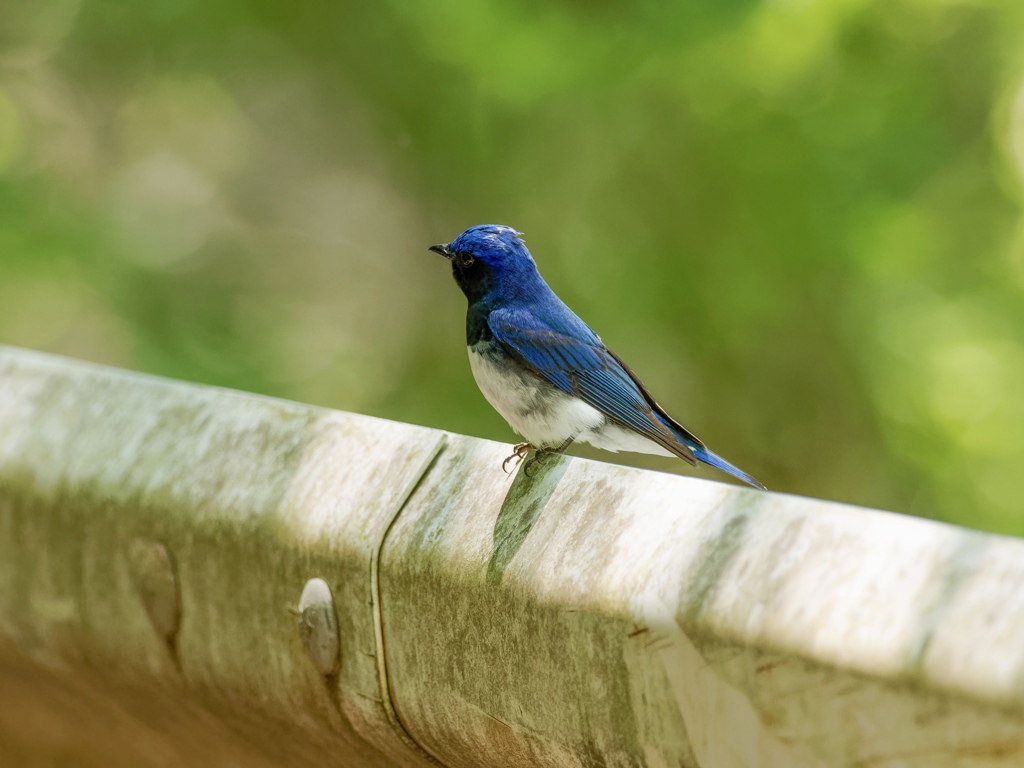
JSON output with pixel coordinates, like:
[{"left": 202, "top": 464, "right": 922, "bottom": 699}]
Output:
[{"left": 1, "top": 345, "right": 1023, "bottom": 767}]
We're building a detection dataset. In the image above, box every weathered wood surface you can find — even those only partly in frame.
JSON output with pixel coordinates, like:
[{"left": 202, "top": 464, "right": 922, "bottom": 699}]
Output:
[{"left": 1, "top": 345, "right": 1024, "bottom": 767}]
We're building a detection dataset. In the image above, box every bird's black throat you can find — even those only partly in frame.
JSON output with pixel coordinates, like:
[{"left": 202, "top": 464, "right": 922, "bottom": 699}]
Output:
[
  {"left": 453, "top": 259, "right": 497, "bottom": 346},
  {"left": 466, "top": 300, "right": 495, "bottom": 345}
]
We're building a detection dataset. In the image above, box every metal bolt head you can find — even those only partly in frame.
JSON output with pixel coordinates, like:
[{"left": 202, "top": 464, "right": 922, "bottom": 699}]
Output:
[{"left": 298, "top": 577, "right": 340, "bottom": 677}]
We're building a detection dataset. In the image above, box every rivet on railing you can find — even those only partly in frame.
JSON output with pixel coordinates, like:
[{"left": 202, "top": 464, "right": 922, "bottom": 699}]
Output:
[
  {"left": 297, "top": 577, "right": 340, "bottom": 678},
  {"left": 128, "top": 538, "right": 181, "bottom": 659}
]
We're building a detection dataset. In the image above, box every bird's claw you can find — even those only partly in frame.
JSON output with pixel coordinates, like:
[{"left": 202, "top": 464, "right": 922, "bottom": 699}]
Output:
[
  {"left": 523, "top": 450, "right": 550, "bottom": 478},
  {"left": 502, "top": 442, "right": 533, "bottom": 474}
]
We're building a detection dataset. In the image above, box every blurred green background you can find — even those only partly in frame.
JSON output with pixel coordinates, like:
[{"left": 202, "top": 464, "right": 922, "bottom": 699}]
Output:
[{"left": 1, "top": 0, "right": 1023, "bottom": 533}]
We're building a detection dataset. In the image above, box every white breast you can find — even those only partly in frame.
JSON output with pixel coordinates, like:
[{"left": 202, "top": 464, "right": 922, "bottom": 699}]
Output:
[
  {"left": 467, "top": 343, "right": 675, "bottom": 457},
  {"left": 468, "top": 344, "right": 605, "bottom": 449}
]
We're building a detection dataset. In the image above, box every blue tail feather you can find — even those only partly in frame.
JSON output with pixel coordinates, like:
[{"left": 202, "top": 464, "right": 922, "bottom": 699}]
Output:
[{"left": 690, "top": 445, "right": 766, "bottom": 490}]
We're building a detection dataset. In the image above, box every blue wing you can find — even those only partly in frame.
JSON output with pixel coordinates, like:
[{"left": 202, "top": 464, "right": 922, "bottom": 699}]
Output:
[{"left": 487, "top": 306, "right": 704, "bottom": 464}]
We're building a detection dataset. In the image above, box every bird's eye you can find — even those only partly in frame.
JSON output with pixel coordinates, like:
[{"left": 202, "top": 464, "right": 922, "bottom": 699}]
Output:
[{"left": 461, "top": 254, "right": 475, "bottom": 268}]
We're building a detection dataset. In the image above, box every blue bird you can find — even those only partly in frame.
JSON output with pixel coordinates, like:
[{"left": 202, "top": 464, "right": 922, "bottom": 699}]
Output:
[{"left": 429, "top": 225, "right": 765, "bottom": 489}]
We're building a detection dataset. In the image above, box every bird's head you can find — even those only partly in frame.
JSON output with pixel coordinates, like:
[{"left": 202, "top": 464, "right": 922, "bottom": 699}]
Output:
[{"left": 429, "top": 224, "right": 538, "bottom": 303}]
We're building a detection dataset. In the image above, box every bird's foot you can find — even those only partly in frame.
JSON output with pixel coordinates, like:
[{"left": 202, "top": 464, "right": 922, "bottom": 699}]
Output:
[
  {"left": 502, "top": 442, "right": 533, "bottom": 474},
  {"left": 522, "top": 452, "right": 546, "bottom": 478},
  {"left": 522, "top": 437, "right": 574, "bottom": 478}
]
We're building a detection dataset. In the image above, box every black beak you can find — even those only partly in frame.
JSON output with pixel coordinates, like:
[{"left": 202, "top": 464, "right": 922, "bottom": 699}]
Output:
[{"left": 429, "top": 243, "right": 453, "bottom": 259}]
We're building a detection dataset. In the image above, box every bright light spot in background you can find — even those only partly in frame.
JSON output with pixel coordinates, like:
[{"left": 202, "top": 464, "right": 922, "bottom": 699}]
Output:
[
  {"left": 253, "top": 169, "right": 428, "bottom": 410},
  {"left": 106, "top": 151, "right": 225, "bottom": 266},
  {"left": 742, "top": 0, "right": 869, "bottom": 95},
  {"left": 927, "top": 341, "right": 1004, "bottom": 430},
  {"left": 101, "top": 77, "right": 252, "bottom": 266},
  {"left": 856, "top": 266, "right": 1024, "bottom": 513},
  {"left": 119, "top": 76, "right": 251, "bottom": 181},
  {"left": 1, "top": 0, "right": 81, "bottom": 64}
]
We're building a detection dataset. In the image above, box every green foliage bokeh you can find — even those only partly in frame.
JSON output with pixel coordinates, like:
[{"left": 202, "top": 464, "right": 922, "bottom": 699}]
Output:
[{"left": 2, "top": 0, "right": 1024, "bottom": 532}]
